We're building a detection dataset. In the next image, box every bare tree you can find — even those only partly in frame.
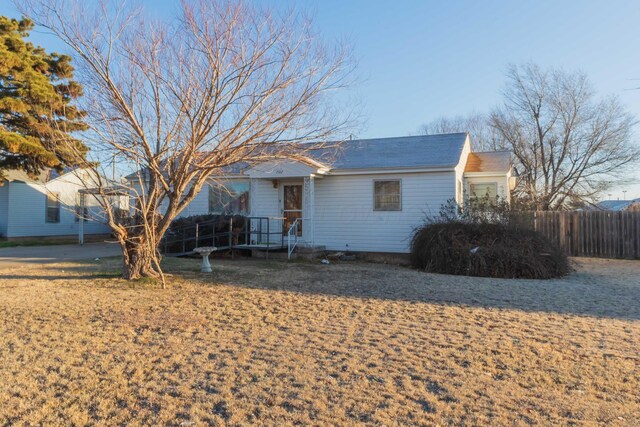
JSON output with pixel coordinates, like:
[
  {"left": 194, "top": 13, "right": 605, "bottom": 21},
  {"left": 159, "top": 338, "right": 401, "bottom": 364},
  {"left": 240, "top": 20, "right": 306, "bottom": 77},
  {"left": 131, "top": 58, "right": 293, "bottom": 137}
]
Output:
[
  {"left": 19, "top": 0, "right": 354, "bottom": 282},
  {"left": 419, "top": 112, "right": 505, "bottom": 152},
  {"left": 491, "top": 64, "right": 638, "bottom": 210}
]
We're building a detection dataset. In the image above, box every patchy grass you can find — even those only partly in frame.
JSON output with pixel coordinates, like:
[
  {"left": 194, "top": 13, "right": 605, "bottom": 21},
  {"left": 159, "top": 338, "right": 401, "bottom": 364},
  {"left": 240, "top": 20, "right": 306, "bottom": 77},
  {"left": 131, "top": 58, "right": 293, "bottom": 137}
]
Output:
[{"left": 0, "top": 257, "right": 638, "bottom": 425}]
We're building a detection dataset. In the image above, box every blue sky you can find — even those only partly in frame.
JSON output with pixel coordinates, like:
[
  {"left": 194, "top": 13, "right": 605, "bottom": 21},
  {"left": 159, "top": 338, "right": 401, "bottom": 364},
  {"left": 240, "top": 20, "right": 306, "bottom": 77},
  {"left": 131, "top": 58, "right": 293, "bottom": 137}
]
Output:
[{"left": 2, "top": 0, "right": 639, "bottom": 198}]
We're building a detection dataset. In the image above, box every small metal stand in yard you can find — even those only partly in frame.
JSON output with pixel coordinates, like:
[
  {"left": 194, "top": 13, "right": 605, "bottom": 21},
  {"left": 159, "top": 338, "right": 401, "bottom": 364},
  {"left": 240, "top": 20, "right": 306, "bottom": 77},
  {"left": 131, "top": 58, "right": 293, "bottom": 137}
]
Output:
[{"left": 193, "top": 247, "right": 216, "bottom": 273}]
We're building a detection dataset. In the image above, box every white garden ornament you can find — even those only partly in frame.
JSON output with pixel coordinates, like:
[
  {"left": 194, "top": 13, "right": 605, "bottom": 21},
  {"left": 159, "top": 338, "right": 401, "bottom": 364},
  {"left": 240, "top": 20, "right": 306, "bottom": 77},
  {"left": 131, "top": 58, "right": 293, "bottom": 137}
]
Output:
[{"left": 193, "top": 247, "right": 217, "bottom": 273}]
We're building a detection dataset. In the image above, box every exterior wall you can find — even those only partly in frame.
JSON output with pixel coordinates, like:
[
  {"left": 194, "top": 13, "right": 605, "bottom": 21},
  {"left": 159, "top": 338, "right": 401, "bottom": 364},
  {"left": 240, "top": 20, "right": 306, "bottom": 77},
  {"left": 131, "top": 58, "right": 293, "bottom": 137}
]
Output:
[
  {"left": 250, "top": 178, "right": 284, "bottom": 236},
  {"left": 176, "top": 186, "right": 210, "bottom": 218},
  {"left": 4, "top": 172, "right": 111, "bottom": 238},
  {"left": 0, "top": 184, "right": 8, "bottom": 236},
  {"left": 312, "top": 171, "right": 456, "bottom": 253},
  {"left": 142, "top": 179, "right": 250, "bottom": 219}
]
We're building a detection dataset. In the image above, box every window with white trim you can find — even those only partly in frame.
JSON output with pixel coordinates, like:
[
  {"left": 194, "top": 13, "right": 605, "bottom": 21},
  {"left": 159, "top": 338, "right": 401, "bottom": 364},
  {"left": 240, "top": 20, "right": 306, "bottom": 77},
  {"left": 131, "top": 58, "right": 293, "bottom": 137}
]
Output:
[
  {"left": 469, "top": 182, "right": 498, "bottom": 207},
  {"left": 374, "top": 180, "right": 401, "bottom": 211},
  {"left": 45, "top": 191, "right": 60, "bottom": 223},
  {"left": 208, "top": 180, "right": 250, "bottom": 214}
]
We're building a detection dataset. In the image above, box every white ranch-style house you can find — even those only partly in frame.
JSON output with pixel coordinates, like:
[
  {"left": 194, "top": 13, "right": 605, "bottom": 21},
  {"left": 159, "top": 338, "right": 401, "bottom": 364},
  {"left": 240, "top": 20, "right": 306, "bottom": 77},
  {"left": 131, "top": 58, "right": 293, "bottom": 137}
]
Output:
[
  {"left": 131, "top": 133, "right": 514, "bottom": 255},
  {"left": 0, "top": 169, "right": 112, "bottom": 239}
]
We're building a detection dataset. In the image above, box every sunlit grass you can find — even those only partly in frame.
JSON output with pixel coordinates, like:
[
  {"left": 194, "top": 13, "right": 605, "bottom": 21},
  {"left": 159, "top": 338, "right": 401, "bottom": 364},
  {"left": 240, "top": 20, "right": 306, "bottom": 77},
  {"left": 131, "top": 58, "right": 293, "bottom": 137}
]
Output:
[{"left": 0, "top": 257, "right": 638, "bottom": 425}]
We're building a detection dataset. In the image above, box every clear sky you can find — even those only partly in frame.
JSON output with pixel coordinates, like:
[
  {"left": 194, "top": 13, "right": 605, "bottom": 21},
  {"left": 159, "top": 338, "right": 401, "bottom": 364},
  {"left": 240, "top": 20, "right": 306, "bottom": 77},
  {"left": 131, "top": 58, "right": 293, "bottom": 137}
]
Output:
[{"left": 2, "top": 0, "right": 639, "bottom": 198}]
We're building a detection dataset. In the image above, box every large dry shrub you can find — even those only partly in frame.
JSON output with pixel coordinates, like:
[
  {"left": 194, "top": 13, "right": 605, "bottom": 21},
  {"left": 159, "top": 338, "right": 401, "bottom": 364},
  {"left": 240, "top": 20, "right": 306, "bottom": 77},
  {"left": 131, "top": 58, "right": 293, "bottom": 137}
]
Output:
[{"left": 410, "top": 222, "right": 568, "bottom": 279}]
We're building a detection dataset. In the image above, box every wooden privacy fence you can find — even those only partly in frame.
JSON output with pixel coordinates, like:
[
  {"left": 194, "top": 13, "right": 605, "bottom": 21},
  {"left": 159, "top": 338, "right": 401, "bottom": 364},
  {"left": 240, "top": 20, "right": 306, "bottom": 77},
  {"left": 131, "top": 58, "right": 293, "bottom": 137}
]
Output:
[{"left": 531, "top": 211, "right": 640, "bottom": 259}]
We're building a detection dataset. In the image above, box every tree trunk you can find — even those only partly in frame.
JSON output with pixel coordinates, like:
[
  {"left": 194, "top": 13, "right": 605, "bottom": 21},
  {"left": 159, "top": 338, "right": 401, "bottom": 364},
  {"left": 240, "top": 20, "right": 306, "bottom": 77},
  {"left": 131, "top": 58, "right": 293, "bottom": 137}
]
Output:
[{"left": 121, "top": 239, "right": 161, "bottom": 280}]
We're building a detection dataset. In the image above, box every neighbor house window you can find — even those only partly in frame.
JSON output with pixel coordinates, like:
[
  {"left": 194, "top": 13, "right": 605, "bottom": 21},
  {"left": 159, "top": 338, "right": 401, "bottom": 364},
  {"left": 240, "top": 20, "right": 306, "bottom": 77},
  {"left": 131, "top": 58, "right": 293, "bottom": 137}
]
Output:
[
  {"left": 374, "top": 180, "right": 401, "bottom": 211},
  {"left": 209, "top": 180, "right": 250, "bottom": 214},
  {"left": 469, "top": 182, "right": 498, "bottom": 208},
  {"left": 46, "top": 191, "right": 60, "bottom": 223},
  {"left": 75, "top": 192, "right": 88, "bottom": 222}
]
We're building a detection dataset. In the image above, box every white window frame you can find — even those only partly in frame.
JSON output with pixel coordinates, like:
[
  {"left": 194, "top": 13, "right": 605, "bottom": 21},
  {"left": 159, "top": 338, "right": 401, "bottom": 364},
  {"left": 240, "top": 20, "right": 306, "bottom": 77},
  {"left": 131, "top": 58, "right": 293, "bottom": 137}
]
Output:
[
  {"left": 45, "top": 191, "right": 60, "bottom": 223},
  {"left": 208, "top": 180, "right": 251, "bottom": 215},
  {"left": 373, "top": 179, "right": 402, "bottom": 211},
  {"left": 469, "top": 182, "right": 498, "bottom": 206}
]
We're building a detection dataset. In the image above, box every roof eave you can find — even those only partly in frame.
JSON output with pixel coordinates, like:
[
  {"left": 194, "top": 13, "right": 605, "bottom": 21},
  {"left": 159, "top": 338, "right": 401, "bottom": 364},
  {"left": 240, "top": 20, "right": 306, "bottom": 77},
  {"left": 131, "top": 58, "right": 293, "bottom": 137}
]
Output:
[{"left": 327, "top": 165, "right": 457, "bottom": 175}]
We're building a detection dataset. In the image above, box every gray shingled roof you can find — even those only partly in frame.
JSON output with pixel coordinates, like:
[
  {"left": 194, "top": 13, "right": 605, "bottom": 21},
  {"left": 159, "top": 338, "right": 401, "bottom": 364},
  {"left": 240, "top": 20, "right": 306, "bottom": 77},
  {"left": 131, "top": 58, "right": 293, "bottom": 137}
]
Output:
[
  {"left": 126, "top": 133, "right": 470, "bottom": 180},
  {"left": 597, "top": 199, "right": 640, "bottom": 211},
  {"left": 309, "top": 133, "right": 468, "bottom": 170}
]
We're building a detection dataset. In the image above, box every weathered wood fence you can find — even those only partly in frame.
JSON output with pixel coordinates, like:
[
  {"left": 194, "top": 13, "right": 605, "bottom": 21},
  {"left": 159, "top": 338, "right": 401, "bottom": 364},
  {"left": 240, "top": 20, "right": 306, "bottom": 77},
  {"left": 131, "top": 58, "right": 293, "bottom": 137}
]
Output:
[{"left": 530, "top": 211, "right": 640, "bottom": 259}]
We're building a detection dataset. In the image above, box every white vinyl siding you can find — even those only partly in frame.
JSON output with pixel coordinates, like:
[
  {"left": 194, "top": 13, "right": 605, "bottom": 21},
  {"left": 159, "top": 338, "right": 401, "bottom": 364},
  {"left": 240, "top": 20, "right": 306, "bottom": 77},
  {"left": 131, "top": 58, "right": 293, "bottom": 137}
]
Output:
[
  {"left": 249, "top": 178, "right": 283, "bottom": 235},
  {"left": 313, "top": 171, "right": 456, "bottom": 253},
  {"left": 0, "top": 185, "right": 8, "bottom": 236},
  {"left": 4, "top": 172, "right": 111, "bottom": 238}
]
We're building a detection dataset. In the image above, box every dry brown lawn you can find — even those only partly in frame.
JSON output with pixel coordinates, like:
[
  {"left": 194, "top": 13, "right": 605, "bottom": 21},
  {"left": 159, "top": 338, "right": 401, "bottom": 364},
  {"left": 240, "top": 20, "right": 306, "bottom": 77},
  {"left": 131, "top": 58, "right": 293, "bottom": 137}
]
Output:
[{"left": 0, "top": 256, "right": 639, "bottom": 426}]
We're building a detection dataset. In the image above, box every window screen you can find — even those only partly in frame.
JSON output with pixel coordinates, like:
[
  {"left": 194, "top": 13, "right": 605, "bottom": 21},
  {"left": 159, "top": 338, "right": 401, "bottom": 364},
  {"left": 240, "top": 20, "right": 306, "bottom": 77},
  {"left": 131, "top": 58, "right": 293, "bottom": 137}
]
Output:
[{"left": 374, "top": 180, "right": 401, "bottom": 211}]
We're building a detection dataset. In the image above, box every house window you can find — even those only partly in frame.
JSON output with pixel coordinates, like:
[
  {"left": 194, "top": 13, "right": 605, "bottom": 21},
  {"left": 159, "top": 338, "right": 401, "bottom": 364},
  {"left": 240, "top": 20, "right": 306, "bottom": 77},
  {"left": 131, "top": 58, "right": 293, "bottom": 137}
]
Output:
[
  {"left": 374, "top": 180, "right": 401, "bottom": 211},
  {"left": 45, "top": 191, "right": 60, "bottom": 223},
  {"left": 75, "top": 192, "right": 88, "bottom": 222},
  {"left": 469, "top": 182, "right": 498, "bottom": 207},
  {"left": 209, "top": 180, "right": 250, "bottom": 215}
]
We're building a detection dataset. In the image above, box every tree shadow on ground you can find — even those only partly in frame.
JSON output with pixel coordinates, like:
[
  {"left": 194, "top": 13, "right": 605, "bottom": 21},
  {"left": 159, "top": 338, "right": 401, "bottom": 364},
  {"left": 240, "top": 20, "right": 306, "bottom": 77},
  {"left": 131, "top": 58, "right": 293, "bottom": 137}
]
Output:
[
  {"left": 2, "top": 256, "right": 639, "bottom": 321},
  {"left": 186, "top": 257, "right": 640, "bottom": 321}
]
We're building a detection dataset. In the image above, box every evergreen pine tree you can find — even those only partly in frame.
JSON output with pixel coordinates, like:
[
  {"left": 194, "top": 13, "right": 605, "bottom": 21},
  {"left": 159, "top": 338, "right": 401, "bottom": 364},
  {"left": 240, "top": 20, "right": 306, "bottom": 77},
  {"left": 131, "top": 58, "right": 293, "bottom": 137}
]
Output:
[{"left": 0, "top": 16, "right": 88, "bottom": 180}]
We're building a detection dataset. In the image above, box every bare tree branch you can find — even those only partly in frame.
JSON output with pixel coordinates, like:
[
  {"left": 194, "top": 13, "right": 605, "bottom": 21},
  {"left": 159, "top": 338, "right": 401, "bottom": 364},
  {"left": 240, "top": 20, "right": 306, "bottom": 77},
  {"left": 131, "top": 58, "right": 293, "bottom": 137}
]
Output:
[{"left": 17, "top": 0, "right": 355, "bottom": 280}]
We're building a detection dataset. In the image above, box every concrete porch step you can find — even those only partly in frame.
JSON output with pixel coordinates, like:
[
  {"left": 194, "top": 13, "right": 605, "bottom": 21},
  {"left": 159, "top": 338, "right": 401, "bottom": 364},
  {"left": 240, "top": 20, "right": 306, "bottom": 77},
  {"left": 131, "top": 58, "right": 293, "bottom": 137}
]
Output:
[{"left": 250, "top": 244, "right": 326, "bottom": 260}]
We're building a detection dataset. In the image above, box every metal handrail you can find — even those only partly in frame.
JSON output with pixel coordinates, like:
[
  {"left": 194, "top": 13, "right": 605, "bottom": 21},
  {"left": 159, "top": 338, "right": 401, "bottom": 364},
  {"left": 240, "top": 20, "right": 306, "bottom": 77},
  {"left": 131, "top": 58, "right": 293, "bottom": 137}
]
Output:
[
  {"left": 287, "top": 218, "right": 300, "bottom": 260},
  {"left": 161, "top": 215, "right": 286, "bottom": 256}
]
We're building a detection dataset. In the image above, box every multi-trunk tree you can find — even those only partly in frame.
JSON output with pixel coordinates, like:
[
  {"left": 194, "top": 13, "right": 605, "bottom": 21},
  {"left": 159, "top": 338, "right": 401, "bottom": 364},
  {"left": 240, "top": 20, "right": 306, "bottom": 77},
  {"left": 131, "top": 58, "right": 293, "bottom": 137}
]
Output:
[
  {"left": 420, "top": 63, "right": 638, "bottom": 210},
  {"left": 491, "top": 64, "right": 638, "bottom": 210},
  {"left": 20, "top": 0, "right": 353, "bottom": 283},
  {"left": 0, "top": 16, "right": 87, "bottom": 180}
]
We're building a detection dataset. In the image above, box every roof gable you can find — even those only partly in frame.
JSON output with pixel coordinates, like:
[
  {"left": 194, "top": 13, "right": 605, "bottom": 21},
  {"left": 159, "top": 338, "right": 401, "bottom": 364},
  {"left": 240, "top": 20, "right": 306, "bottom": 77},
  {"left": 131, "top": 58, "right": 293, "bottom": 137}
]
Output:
[{"left": 244, "top": 159, "right": 324, "bottom": 178}]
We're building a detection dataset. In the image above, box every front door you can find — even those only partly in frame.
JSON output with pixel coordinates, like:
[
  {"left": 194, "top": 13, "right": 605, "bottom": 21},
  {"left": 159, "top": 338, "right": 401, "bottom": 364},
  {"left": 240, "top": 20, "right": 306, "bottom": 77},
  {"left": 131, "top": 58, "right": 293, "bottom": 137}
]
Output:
[{"left": 283, "top": 184, "right": 303, "bottom": 236}]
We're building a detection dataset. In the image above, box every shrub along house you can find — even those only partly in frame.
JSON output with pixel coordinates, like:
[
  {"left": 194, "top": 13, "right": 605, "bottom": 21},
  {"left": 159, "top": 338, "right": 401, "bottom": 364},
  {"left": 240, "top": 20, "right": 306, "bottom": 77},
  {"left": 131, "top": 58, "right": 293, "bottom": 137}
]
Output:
[{"left": 135, "top": 133, "right": 514, "bottom": 256}]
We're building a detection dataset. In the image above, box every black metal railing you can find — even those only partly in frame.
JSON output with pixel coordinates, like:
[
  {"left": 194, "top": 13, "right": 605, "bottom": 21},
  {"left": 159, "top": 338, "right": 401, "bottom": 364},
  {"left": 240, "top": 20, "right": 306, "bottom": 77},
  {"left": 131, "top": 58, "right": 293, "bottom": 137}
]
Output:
[{"left": 161, "top": 216, "right": 285, "bottom": 255}]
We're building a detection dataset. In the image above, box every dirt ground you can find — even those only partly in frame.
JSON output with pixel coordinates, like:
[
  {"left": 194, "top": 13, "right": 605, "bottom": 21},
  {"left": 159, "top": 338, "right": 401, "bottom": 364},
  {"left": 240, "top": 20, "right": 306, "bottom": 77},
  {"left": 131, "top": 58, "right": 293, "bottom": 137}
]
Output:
[{"left": 0, "top": 256, "right": 638, "bottom": 426}]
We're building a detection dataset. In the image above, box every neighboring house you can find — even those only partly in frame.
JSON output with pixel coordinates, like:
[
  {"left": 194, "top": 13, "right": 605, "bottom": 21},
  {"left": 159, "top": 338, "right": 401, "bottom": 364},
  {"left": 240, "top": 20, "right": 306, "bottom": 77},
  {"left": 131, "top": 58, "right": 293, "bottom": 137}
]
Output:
[
  {"left": 0, "top": 169, "right": 112, "bottom": 239},
  {"left": 128, "top": 133, "right": 513, "bottom": 253},
  {"left": 596, "top": 198, "right": 640, "bottom": 212}
]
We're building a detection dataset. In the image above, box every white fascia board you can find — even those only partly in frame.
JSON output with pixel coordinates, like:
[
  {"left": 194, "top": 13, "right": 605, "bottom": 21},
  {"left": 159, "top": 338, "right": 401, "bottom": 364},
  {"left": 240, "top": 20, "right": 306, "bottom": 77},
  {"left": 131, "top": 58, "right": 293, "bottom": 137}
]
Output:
[
  {"left": 327, "top": 166, "right": 456, "bottom": 176},
  {"left": 464, "top": 171, "right": 509, "bottom": 178}
]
